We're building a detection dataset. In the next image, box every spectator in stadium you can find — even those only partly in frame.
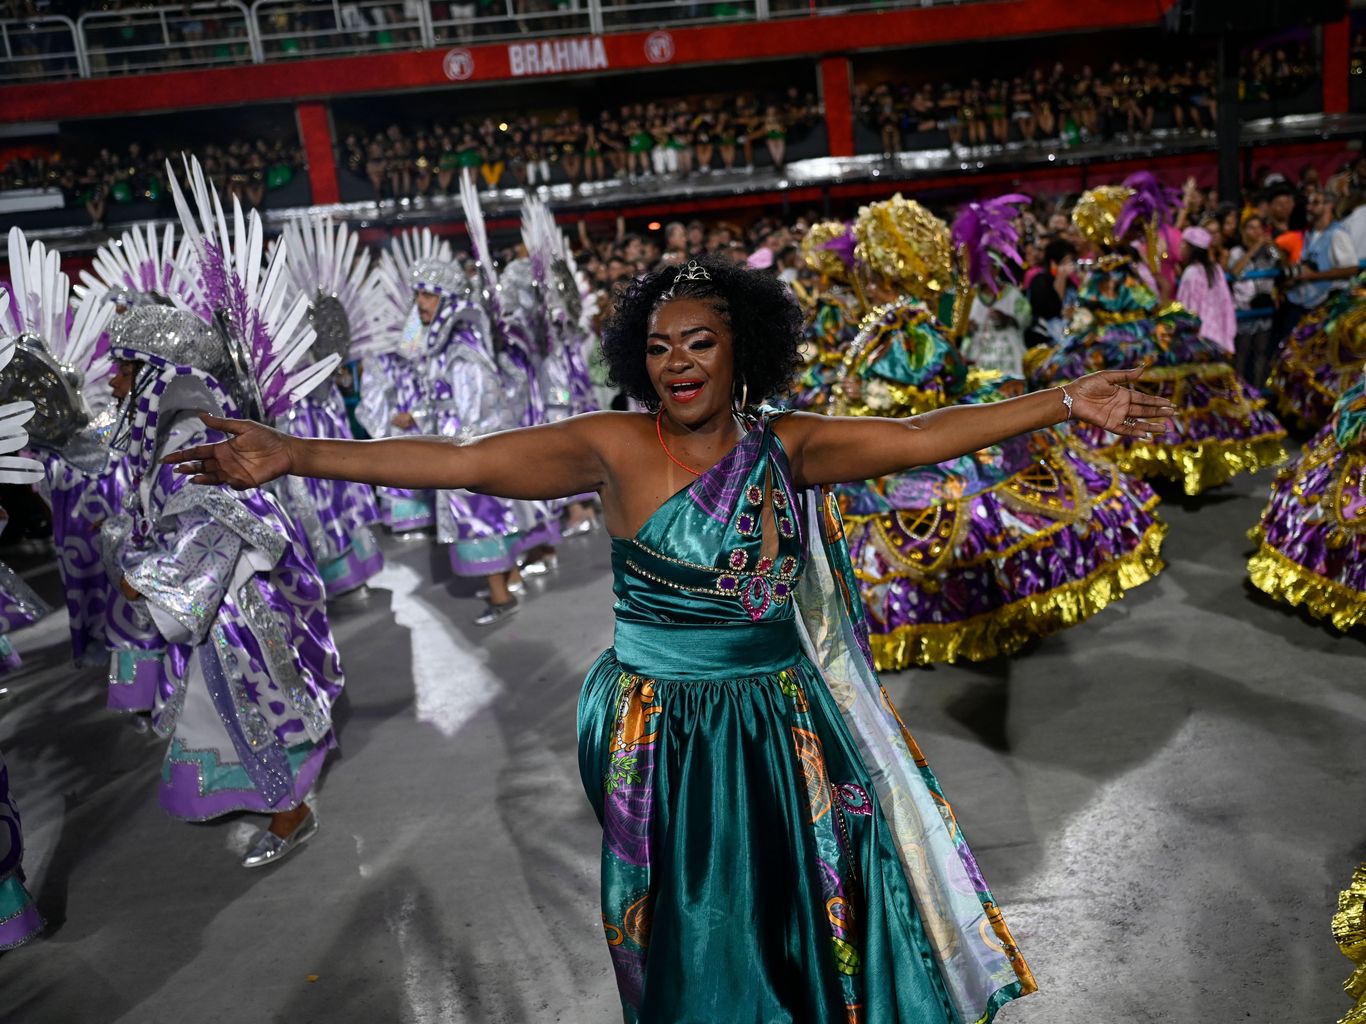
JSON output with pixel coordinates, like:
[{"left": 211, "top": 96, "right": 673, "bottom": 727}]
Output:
[
  {"left": 1278, "top": 186, "right": 1360, "bottom": 343},
  {"left": 1026, "top": 237, "right": 1079, "bottom": 346},
  {"left": 1226, "top": 213, "right": 1283, "bottom": 387},
  {"left": 1176, "top": 225, "right": 1236, "bottom": 354}
]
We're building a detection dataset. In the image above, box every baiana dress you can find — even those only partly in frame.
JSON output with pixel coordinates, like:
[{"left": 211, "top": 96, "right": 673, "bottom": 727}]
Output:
[
  {"left": 1247, "top": 367, "right": 1366, "bottom": 631},
  {"left": 836, "top": 299, "right": 1166, "bottom": 670},
  {"left": 577, "top": 413, "right": 1035, "bottom": 1024},
  {"left": 1028, "top": 254, "right": 1287, "bottom": 495},
  {"left": 1267, "top": 272, "right": 1366, "bottom": 432}
]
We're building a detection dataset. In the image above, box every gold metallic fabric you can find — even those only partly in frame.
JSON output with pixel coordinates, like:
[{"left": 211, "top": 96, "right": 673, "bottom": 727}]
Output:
[
  {"left": 853, "top": 194, "right": 953, "bottom": 303},
  {"left": 867, "top": 520, "right": 1168, "bottom": 670},
  {"left": 1071, "top": 186, "right": 1133, "bottom": 250}
]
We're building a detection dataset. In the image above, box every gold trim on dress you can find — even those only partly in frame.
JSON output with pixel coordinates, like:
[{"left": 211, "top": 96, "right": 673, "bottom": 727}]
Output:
[
  {"left": 1246, "top": 543, "right": 1366, "bottom": 633},
  {"left": 1333, "top": 865, "right": 1366, "bottom": 1023},
  {"left": 868, "top": 520, "right": 1168, "bottom": 669},
  {"left": 1096, "top": 434, "right": 1288, "bottom": 496}
]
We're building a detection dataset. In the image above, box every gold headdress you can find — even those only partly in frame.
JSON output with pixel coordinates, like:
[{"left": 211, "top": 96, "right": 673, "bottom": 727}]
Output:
[
  {"left": 853, "top": 194, "right": 953, "bottom": 305},
  {"left": 801, "top": 221, "right": 853, "bottom": 283},
  {"left": 1071, "top": 186, "right": 1133, "bottom": 250}
]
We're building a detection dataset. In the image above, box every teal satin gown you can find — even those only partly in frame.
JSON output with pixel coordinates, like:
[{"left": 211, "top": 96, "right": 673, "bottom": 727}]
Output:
[{"left": 577, "top": 415, "right": 1036, "bottom": 1023}]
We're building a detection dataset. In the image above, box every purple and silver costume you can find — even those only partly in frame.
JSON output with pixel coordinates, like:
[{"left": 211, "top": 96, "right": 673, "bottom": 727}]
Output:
[
  {"left": 354, "top": 351, "right": 434, "bottom": 532},
  {"left": 277, "top": 385, "right": 383, "bottom": 595},
  {"left": 0, "top": 516, "right": 48, "bottom": 674},
  {"left": 0, "top": 748, "right": 44, "bottom": 950},
  {"left": 108, "top": 309, "right": 345, "bottom": 821},
  {"left": 272, "top": 218, "right": 384, "bottom": 595}
]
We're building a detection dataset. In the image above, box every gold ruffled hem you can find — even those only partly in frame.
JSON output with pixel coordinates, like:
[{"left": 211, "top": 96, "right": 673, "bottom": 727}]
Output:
[
  {"left": 1097, "top": 433, "right": 1288, "bottom": 496},
  {"left": 1334, "top": 865, "right": 1366, "bottom": 1023},
  {"left": 870, "top": 520, "right": 1168, "bottom": 670},
  {"left": 1246, "top": 544, "right": 1366, "bottom": 633}
]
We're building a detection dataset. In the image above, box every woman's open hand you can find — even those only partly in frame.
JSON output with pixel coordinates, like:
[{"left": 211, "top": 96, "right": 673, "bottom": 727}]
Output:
[
  {"left": 1068, "top": 366, "right": 1176, "bottom": 438},
  {"left": 161, "top": 414, "right": 294, "bottom": 489}
]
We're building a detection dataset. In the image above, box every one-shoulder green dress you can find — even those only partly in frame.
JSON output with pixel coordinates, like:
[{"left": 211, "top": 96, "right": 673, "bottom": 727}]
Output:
[{"left": 577, "top": 414, "right": 1035, "bottom": 1023}]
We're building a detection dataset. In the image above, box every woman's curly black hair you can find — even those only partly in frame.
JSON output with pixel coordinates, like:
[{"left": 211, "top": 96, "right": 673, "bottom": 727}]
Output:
[{"left": 601, "top": 252, "right": 804, "bottom": 410}]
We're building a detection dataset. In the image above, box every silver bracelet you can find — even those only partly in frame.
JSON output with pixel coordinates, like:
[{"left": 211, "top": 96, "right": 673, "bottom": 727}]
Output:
[{"left": 1058, "top": 384, "right": 1074, "bottom": 420}]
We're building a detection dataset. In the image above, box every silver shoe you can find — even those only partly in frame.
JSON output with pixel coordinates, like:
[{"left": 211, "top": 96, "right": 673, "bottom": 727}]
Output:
[
  {"left": 474, "top": 597, "right": 520, "bottom": 626},
  {"left": 241, "top": 809, "right": 319, "bottom": 869},
  {"left": 475, "top": 580, "right": 525, "bottom": 600},
  {"left": 519, "top": 555, "right": 557, "bottom": 576}
]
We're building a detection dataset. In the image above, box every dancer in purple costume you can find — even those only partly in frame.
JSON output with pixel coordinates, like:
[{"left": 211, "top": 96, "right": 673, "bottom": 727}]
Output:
[
  {"left": 273, "top": 218, "right": 384, "bottom": 597},
  {"left": 2, "top": 226, "right": 119, "bottom": 670},
  {"left": 404, "top": 251, "right": 534, "bottom": 625},
  {"left": 1248, "top": 365, "right": 1366, "bottom": 631},
  {"left": 1267, "top": 272, "right": 1366, "bottom": 432},
  {"left": 518, "top": 195, "right": 601, "bottom": 536},
  {"left": 1028, "top": 180, "right": 1287, "bottom": 495},
  {"left": 98, "top": 157, "right": 349, "bottom": 866},
  {"left": 354, "top": 228, "right": 445, "bottom": 533},
  {"left": 43, "top": 220, "right": 211, "bottom": 702},
  {"left": 834, "top": 194, "right": 1168, "bottom": 669}
]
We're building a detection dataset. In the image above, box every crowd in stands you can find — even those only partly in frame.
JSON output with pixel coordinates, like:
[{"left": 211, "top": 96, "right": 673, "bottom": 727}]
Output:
[
  {"left": 340, "top": 88, "right": 823, "bottom": 198},
  {"left": 858, "top": 48, "right": 1318, "bottom": 154},
  {"left": 563, "top": 152, "right": 1366, "bottom": 403},
  {"left": 0, "top": 137, "right": 305, "bottom": 226}
]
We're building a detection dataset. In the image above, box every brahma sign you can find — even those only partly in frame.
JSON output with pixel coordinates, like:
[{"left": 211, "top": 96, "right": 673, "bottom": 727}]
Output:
[{"left": 507, "top": 36, "right": 610, "bottom": 77}]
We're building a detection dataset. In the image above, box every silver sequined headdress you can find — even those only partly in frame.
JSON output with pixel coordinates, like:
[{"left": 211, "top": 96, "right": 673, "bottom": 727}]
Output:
[
  {"left": 108, "top": 305, "right": 233, "bottom": 383},
  {"left": 0, "top": 227, "right": 115, "bottom": 451},
  {"left": 0, "top": 336, "right": 42, "bottom": 485},
  {"left": 408, "top": 256, "right": 469, "bottom": 301}
]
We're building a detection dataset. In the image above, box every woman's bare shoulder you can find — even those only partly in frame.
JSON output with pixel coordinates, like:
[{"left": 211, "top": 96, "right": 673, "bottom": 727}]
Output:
[{"left": 564, "top": 409, "right": 656, "bottom": 458}]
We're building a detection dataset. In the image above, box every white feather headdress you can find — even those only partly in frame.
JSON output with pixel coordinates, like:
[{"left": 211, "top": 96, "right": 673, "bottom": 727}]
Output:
[
  {"left": 459, "top": 170, "right": 499, "bottom": 300},
  {"left": 0, "top": 227, "right": 115, "bottom": 443},
  {"left": 368, "top": 226, "right": 455, "bottom": 359},
  {"left": 166, "top": 154, "right": 338, "bottom": 420},
  {"left": 75, "top": 221, "right": 208, "bottom": 318},
  {"left": 279, "top": 216, "right": 382, "bottom": 364},
  {"left": 0, "top": 336, "right": 41, "bottom": 484}
]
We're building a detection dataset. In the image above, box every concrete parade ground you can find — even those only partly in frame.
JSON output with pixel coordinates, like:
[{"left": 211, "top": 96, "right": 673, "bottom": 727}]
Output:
[{"left": 0, "top": 459, "right": 1361, "bottom": 1024}]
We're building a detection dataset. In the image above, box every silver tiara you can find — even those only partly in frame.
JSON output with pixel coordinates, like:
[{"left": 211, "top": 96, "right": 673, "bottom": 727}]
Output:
[{"left": 664, "top": 259, "right": 711, "bottom": 298}]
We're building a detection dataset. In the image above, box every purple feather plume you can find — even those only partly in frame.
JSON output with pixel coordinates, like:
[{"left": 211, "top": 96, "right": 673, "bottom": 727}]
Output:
[
  {"left": 202, "top": 239, "right": 285, "bottom": 416},
  {"left": 1115, "top": 171, "right": 1181, "bottom": 242},
  {"left": 951, "top": 193, "right": 1030, "bottom": 290},
  {"left": 822, "top": 223, "right": 858, "bottom": 271}
]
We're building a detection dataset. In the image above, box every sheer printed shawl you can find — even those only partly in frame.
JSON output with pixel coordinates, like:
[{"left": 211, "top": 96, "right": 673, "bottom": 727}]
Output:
[{"left": 793, "top": 488, "right": 1037, "bottom": 1024}]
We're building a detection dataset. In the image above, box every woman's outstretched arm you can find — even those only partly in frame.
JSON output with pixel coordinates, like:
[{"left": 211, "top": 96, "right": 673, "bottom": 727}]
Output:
[
  {"left": 163, "top": 412, "right": 613, "bottom": 500},
  {"left": 780, "top": 367, "right": 1175, "bottom": 488}
]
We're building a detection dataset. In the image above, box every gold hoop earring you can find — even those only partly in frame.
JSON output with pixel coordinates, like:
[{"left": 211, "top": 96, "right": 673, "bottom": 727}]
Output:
[{"left": 736, "top": 379, "right": 748, "bottom": 411}]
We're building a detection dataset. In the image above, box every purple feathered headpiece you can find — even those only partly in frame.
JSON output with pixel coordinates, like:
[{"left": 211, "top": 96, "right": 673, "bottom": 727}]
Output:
[
  {"left": 1115, "top": 171, "right": 1181, "bottom": 242},
  {"left": 950, "top": 194, "right": 1030, "bottom": 292},
  {"left": 822, "top": 223, "right": 858, "bottom": 272}
]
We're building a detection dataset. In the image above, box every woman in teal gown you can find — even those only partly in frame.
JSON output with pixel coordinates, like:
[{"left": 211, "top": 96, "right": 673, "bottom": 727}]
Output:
[{"left": 164, "top": 254, "right": 1174, "bottom": 1023}]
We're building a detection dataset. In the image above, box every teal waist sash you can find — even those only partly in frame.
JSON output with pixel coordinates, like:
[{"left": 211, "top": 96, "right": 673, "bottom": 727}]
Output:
[{"left": 611, "top": 617, "right": 803, "bottom": 681}]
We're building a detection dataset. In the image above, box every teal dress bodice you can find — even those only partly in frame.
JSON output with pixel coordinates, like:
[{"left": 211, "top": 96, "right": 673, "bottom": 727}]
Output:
[{"left": 612, "top": 420, "right": 803, "bottom": 628}]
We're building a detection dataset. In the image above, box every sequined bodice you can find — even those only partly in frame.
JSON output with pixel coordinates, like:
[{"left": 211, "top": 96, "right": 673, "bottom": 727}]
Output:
[{"left": 610, "top": 418, "right": 806, "bottom": 627}]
